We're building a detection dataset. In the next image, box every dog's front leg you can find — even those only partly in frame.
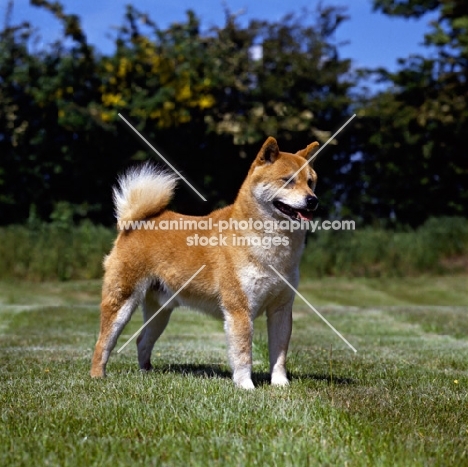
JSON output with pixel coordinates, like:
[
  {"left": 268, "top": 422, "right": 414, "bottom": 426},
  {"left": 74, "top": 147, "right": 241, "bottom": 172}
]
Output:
[
  {"left": 223, "top": 311, "right": 254, "bottom": 389},
  {"left": 267, "top": 301, "right": 293, "bottom": 386}
]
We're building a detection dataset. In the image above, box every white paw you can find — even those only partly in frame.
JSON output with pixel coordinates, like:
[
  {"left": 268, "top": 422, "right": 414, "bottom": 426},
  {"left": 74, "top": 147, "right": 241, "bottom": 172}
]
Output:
[
  {"left": 235, "top": 378, "right": 255, "bottom": 390},
  {"left": 271, "top": 374, "right": 289, "bottom": 387}
]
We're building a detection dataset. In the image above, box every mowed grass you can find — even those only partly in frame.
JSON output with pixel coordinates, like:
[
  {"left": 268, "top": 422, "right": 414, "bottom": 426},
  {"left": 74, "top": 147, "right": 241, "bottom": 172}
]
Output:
[{"left": 1, "top": 277, "right": 467, "bottom": 466}]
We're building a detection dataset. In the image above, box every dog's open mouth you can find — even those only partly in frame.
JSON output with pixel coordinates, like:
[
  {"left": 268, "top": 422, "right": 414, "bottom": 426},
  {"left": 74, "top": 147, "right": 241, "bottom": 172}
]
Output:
[{"left": 273, "top": 200, "right": 314, "bottom": 221}]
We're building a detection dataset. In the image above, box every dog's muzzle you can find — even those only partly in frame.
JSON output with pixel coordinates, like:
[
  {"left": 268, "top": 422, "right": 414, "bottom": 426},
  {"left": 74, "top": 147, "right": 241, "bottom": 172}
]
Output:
[
  {"left": 306, "top": 195, "right": 319, "bottom": 211},
  {"left": 273, "top": 196, "right": 319, "bottom": 221}
]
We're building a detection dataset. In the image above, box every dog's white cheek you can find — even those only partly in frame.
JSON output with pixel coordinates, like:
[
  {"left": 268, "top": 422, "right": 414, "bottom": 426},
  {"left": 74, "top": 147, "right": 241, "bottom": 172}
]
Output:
[{"left": 252, "top": 183, "right": 275, "bottom": 204}]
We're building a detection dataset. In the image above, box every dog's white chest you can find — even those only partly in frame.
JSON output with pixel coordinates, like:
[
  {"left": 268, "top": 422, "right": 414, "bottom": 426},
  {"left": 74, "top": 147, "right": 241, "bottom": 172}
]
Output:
[{"left": 236, "top": 262, "right": 290, "bottom": 316}]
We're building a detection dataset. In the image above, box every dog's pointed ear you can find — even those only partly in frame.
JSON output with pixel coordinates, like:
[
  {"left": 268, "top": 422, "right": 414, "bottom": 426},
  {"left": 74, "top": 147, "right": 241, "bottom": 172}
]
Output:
[
  {"left": 296, "top": 141, "right": 320, "bottom": 164},
  {"left": 257, "top": 137, "right": 280, "bottom": 164}
]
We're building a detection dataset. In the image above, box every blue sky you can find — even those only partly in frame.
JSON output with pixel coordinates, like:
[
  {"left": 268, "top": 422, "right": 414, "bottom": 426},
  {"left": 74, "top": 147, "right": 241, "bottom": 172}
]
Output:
[{"left": 6, "top": 0, "right": 437, "bottom": 71}]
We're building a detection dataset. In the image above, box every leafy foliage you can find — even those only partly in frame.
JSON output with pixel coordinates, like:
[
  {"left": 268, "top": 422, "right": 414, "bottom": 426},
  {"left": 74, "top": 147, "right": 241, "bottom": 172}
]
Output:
[
  {"left": 355, "top": 0, "right": 468, "bottom": 224},
  {"left": 0, "top": 0, "right": 466, "bottom": 226},
  {"left": 0, "top": 2, "right": 354, "bottom": 223}
]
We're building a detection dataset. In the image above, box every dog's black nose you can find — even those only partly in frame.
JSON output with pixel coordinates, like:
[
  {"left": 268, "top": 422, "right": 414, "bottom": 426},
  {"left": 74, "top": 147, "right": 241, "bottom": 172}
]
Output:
[{"left": 306, "top": 195, "right": 319, "bottom": 211}]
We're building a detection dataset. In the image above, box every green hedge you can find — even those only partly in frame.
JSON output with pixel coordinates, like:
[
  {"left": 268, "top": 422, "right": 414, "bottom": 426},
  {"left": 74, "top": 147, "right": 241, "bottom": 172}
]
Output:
[
  {"left": 0, "top": 217, "right": 466, "bottom": 281},
  {"left": 0, "top": 221, "right": 114, "bottom": 281},
  {"left": 301, "top": 217, "right": 468, "bottom": 277}
]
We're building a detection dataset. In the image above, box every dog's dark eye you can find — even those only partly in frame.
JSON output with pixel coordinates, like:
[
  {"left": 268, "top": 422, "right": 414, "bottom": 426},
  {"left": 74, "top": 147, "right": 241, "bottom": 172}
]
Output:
[
  {"left": 307, "top": 179, "right": 314, "bottom": 189},
  {"left": 282, "top": 176, "right": 295, "bottom": 186}
]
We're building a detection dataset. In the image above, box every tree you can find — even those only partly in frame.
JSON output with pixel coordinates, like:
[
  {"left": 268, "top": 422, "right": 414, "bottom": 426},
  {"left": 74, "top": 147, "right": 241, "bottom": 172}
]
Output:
[
  {"left": 356, "top": 0, "right": 468, "bottom": 225},
  {"left": 0, "top": 0, "right": 122, "bottom": 223},
  {"left": 0, "top": 2, "right": 356, "bottom": 223}
]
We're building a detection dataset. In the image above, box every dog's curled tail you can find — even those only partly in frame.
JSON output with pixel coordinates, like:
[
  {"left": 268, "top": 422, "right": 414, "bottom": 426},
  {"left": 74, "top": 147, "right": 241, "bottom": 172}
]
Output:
[{"left": 113, "top": 163, "right": 178, "bottom": 223}]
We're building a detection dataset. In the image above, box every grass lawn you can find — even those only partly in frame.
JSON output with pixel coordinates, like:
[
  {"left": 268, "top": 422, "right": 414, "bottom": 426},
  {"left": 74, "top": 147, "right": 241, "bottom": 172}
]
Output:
[{"left": 1, "top": 276, "right": 467, "bottom": 466}]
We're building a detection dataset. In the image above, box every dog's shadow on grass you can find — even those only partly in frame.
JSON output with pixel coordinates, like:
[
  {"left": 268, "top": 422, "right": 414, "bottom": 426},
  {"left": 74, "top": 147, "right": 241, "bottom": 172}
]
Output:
[
  {"left": 151, "top": 363, "right": 355, "bottom": 386},
  {"left": 156, "top": 363, "right": 232, "bottom": 380}
]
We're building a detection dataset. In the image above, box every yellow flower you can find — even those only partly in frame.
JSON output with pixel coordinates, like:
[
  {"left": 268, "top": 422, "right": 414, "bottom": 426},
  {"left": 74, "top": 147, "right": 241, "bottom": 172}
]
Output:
[
  {"left": 101, "top": 111, "right": 114, "bottom": 122},
  {"left": 149, "top": 55, "right": 161, "bottom": 73},
  {"left": 104, "top": 62, "right": 114, "bottom": 72},
  {"left": 179, "top": 113, "right": 191, "bottom": 123},
  {"left": 101, "top": 93, "right": 126, "bottom": 107},
  {"left": 177, "top": 84, "right": 191, "bottom": 101},
  {"left": 117, "top": 57, "right": 131, "bottom": 78},
  {"left": 198, "top": 95, "right": 215, "bottom": 109}
]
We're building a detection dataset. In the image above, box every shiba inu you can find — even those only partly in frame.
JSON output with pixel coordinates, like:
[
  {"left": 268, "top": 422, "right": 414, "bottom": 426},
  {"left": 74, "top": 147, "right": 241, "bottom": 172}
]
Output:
[{"left": 90, "top": 137, "right": 320, "bottom": 389}]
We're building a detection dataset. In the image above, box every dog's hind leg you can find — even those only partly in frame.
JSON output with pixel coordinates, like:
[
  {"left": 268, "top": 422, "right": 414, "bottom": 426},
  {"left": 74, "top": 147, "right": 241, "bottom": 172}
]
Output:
[
  {"left": 136, "top": 288, "right": 173, "bottom": 371},
  {"left": 90, "top": 287, "right": 140, "bottom": 378}
]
